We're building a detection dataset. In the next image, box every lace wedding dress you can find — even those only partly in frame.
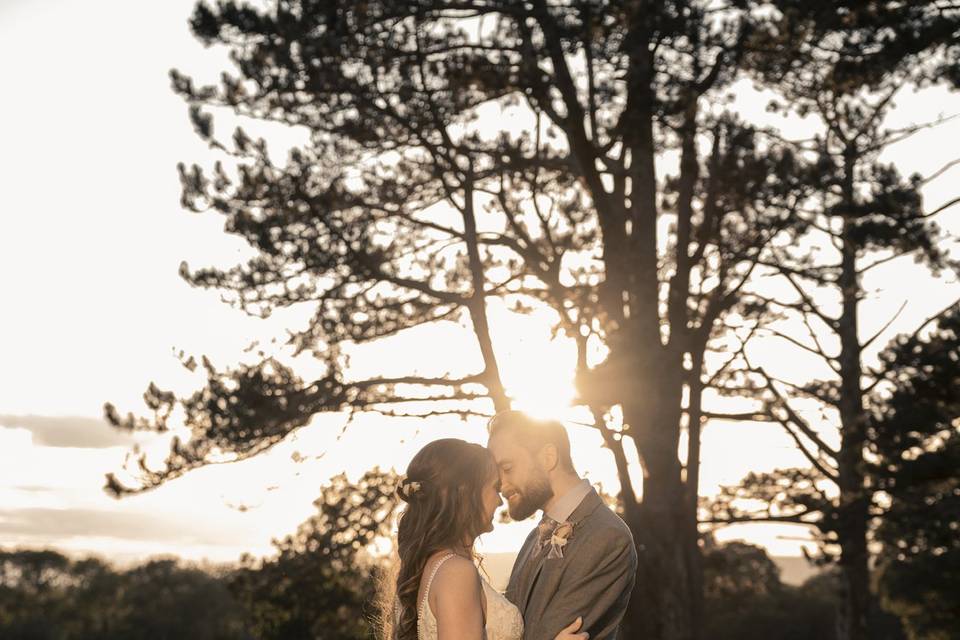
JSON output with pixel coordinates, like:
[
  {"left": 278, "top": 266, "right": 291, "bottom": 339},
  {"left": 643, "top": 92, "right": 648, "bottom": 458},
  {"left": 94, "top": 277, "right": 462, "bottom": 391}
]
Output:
[{"left": 418, "top": 553, "right": 524, "bottom": 640}]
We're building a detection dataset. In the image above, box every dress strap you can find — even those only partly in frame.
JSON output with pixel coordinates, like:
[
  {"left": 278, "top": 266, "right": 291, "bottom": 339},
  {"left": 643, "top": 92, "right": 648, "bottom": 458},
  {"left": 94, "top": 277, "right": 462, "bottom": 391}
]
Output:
[{"left": 418, "top": 553, "right": 457, "bottom": 624}]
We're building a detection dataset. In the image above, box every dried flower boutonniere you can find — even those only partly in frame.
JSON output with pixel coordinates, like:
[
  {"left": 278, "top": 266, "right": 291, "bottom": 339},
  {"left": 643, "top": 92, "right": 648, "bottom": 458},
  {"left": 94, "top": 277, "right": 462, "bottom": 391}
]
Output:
[{"left": 547, "top": 521, "right": 575, "bottom": 559}]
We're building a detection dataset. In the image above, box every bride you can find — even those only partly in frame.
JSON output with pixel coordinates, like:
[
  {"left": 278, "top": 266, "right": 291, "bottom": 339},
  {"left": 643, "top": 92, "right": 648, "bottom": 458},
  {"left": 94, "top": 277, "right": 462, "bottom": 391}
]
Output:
[{"left": 384, "top": 438, "right": 588, "bottom": 640}]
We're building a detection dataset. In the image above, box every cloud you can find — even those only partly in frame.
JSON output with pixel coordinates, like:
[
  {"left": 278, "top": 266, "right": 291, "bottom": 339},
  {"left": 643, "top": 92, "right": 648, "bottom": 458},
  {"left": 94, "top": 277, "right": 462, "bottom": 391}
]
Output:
[
  {"left": 0, "top": 507, "right": 252, "bottom": 547},
  {"left": 0, "top": 415, "right": 135, "bottom": 449},
  {"left": 9, "top": 485, "right": 56, "bottom": 494}
]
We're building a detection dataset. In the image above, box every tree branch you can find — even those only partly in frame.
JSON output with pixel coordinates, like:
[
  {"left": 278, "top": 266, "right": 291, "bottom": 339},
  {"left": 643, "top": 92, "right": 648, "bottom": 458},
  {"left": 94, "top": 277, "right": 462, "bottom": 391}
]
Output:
[
  {"left": 754, "top": 366, "right": 841, "bottom": 463},
  {"left": 700, "top": 512, "right": 820, "bottom": 525},
  {"left": 701, "top": 411, "right": 773, "bottom": 422},
  {"left": 919, "top": 157, "right": 960, "bottom": 187},
  {"left": 923, "top": 195, "right": 960, "bottom": 218},
  {"left": 862, "top": 300, "right": 908, "bottom": 351},
  {"left": 762, "top": 326, "right": 839, "bottom": 365}
]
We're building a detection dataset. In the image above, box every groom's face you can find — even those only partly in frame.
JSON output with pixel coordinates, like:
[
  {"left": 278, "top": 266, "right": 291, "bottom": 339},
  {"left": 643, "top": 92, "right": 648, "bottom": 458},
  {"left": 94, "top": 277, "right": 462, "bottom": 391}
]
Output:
[{"left": 488, "top": 432, "right": 554, "bottom": 521}]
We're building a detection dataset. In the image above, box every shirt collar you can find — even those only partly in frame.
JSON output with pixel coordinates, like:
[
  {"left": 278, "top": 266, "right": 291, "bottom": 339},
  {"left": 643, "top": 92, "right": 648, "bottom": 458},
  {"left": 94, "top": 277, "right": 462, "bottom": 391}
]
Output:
[{"left": 545, "top": 478, "right": 592, "bottom": 523}]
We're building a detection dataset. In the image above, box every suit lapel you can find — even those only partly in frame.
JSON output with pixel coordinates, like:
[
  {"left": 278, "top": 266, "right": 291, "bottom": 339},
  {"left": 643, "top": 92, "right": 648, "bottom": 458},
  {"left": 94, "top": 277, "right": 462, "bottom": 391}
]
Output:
[
  {"left": 507, "top": 527, "right": 538, "bottom": 605},
  {"left": 518, "top": 489, "right": 604, "bottom": 613},
  {"left": 518, "top": 537, "right": 551, "bottom": 612}
]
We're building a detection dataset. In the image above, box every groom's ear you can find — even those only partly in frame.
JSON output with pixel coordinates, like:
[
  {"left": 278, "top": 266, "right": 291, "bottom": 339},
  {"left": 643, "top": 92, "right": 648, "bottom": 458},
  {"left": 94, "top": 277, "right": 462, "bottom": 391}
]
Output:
[{"left": 539, "top": 443, "right": 559, "bottom": 472}]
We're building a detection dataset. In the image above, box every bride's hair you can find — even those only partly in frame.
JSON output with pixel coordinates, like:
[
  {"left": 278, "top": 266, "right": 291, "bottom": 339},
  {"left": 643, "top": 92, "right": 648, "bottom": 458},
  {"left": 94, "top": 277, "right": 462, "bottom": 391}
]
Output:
[{"left": 383, "top": 438, "right": 498, "bottom": 640}]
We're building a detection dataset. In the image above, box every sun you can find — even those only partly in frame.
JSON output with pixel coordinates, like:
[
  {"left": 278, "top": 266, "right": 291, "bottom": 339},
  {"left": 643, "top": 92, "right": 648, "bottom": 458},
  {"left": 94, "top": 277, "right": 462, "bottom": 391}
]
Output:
[
  {"left": 491, "top": 306, "right": 578, "bottom": 422},
  {"left": 506, "top": 367, "right": 577, "bottom": 422}
]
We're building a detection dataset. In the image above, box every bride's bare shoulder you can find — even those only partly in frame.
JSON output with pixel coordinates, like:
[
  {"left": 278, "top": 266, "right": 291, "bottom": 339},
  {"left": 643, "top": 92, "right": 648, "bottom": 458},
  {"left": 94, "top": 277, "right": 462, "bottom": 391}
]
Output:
[
  {"left": 420, "top": 552, "right": 478, "bottom": 593},
  {"left": 429, "top": 553, "right": 481, "bottom": 594},
  {"left": 433, "top": 553, "right": 478, "bottom": 579}
]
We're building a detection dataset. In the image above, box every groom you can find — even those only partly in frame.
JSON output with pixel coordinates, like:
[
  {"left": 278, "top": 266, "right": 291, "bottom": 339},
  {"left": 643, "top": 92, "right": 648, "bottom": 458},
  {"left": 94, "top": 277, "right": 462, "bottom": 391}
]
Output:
[{"left": 487, "top": 411, "right": 637, "bottom": 640}]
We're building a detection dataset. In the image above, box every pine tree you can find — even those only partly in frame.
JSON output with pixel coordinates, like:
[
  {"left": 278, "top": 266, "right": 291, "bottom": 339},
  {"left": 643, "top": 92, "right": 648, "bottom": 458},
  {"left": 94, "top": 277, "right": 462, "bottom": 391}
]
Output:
[{"left": 705, "top": 4, "right": 960, "bottom": 639}]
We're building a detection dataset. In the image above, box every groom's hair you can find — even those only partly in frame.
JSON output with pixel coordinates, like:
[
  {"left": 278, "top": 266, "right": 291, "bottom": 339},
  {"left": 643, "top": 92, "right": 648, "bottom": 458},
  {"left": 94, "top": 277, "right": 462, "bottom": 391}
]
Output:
[{"left": 488, "top": 410, "right": 576, "bottom": 473}]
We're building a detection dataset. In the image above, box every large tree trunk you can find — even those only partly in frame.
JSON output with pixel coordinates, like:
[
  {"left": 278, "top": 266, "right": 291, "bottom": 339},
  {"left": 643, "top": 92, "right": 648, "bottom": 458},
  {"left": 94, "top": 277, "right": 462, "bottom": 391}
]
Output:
[
  {"left": 619, "top": 358, "right": 697, "bottom": 640},
  {"left": 836, "top": 163, "right": 871, "bottom": 640},
  {"left": 836, "top": 352, "right": 871, "bottom": 640},
  {"left": 572, "top": 3, "right": 702, "bottom": 634}
]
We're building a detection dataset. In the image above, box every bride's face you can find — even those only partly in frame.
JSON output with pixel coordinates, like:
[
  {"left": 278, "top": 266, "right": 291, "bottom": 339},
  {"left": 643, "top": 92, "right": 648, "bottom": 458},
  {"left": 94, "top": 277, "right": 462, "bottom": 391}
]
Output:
[{"left": 480, "top": 472, "right": 503, "bottom": 533}]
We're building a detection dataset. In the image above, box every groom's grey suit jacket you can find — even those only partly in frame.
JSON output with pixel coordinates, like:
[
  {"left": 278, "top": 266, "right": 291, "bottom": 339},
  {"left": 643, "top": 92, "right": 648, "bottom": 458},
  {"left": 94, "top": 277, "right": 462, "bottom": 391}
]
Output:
[{"left": 505, "top": 488, "right": 637, "bottom": 640}]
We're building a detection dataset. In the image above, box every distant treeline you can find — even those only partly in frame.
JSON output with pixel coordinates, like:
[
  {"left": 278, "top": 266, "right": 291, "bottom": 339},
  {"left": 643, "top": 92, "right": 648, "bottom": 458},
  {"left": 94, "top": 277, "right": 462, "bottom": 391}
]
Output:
[
  {"left": 0, "top": 545, "right": 381, "bottom": 640},
  {"left": 0, "top": 539, "right": 905, "bottom": 640}
]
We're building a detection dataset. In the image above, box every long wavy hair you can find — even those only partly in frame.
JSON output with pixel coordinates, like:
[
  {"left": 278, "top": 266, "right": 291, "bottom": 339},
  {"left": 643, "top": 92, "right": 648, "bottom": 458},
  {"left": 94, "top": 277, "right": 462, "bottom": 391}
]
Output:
[{"left": 381, "top": 438, "right": 498, "bottom": 640}]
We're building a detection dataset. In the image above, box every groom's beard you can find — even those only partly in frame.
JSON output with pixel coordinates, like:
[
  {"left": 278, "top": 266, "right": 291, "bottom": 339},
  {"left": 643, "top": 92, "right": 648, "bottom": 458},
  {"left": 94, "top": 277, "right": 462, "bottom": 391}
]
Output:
[{"left": 508, "top": 471, "right": 553, "bottom": 521}]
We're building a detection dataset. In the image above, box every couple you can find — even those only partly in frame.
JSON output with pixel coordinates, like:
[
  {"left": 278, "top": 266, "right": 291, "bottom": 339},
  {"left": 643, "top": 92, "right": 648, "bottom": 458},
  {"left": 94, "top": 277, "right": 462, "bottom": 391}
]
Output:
[{"left": 386, "top": 410, "right": 638, "bottom": 640}]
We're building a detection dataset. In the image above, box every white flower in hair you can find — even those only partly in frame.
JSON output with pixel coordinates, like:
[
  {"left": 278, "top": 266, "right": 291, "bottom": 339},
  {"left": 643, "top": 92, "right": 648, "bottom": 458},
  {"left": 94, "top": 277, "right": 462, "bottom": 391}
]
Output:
[{"left": 398, "top": 477, "right": 423, "bottom": 499}]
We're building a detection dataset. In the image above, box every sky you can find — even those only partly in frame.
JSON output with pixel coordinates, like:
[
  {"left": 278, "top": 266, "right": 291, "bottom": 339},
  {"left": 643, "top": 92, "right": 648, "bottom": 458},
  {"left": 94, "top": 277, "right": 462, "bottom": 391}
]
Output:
[{"left": 1, "top": 0, "right": 959, "bottom": 568}]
